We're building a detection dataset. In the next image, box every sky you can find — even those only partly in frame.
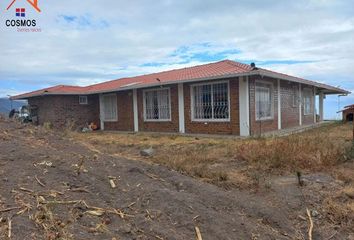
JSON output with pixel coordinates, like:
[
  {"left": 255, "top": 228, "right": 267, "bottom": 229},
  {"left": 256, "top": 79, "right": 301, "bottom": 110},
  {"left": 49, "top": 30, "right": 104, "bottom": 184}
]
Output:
[{"left": 0, "top": 0, "right": 353, "bottom": 119}]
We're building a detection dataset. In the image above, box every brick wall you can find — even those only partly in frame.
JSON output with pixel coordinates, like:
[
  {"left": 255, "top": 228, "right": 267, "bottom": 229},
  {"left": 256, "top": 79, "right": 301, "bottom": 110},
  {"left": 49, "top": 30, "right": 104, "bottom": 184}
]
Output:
[
  {"left": 184, "top": 78, "right": 240, "bottom": 135},
  {"left": 27, "top": 78, "right": 319, "bottom": 134},
  {"left": 137, "top": 84, "right": 179, "bottom": 133},
  {"left": 28, "top": 95, "right": 99, "bottom": 128},
  {"left": 281, "top": 81, "right": 300, "bottom": 129},
  {"left": 104, "top": 90, "right": 134, "bottom": 131},
  {"left": 249, "top": 76, "right": 279, "bottom": 135}
]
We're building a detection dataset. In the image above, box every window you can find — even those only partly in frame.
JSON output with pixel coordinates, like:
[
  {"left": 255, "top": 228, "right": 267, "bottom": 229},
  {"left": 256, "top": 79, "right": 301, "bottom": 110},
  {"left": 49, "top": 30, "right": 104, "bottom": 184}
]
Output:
[
  {"left": 102, "top": 94, "right": 117, "bottom": 121},
  {"left": 255, "top": 82, "right": 273, "bottom": 120},
  {"left": 79, "top": 96, "right": 88, "bottom": 105},
  {"left": 143, "top": 88, "right": 171, "bottom": 121},
  {"left": 303, "top": 89, "right": 312, "bottom": 115},
  {"left": 292, "top": 85, "right": 298, "bottom": 107},
  {"left": 191, "top": 81, "right": 229, "bottom": 121}
]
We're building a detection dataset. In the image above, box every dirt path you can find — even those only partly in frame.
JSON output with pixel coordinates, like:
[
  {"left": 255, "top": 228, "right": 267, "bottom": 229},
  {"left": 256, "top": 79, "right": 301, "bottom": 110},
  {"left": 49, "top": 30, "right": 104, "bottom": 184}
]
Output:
[
  {"left": 0, "top": 120, "right": 298, "bottom": 239},
  {"left": 1, "top": 120, "right": 353, "bottom": 239}
]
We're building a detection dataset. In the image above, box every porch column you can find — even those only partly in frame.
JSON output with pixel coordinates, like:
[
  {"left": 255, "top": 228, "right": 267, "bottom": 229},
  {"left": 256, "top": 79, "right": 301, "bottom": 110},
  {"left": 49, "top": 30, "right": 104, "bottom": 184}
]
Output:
[
  {"left": 277, "top": 79, "right": 281, "bottom": 130},
  {"left": 239, "top": 76, "right": 250, "bottom": 136},
  {"left": 299, "top": 83, "right": 302, "bottom": 126},
  {"left": 319, "top": 91, "right": 324, "bottom": 121},
  {"left": 313, "top": 87, "right": 317, "bottom": 123},
  {"left": 133, "top": 89, "right": 139, "bottom": 132},
  {"left": 178, "top": 83, "right": 185, "bottom": 133},
  {"left": 99, "top": 94, "right": 104, "bottom": 130}
]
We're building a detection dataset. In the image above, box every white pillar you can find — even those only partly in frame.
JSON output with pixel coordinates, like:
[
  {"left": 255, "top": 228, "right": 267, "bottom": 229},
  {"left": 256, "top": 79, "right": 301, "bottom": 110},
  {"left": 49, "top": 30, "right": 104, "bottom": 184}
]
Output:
[
  {"left": 313, "top": 87, "right": 317, "bottom": 123},
  {"left": 299, "top": 83, "right": 302, "bottom": 126},
  {"left": 239, "top": 76, "right": 250, "bottom": 136},
  {"left": 133, "top": 89, "right": 139, "bottom": 132},
  {"left": 319, "top": 91, "right": 324, "bottom": 121},
  {"left": 178, "top": 83, "right": 185, "bottom": 133},
  {"left": 99, "top": 94, "right": 105, "bottom": 130},
  {"left": 277, "top": 79, "right": 281, "bottom": 130}
]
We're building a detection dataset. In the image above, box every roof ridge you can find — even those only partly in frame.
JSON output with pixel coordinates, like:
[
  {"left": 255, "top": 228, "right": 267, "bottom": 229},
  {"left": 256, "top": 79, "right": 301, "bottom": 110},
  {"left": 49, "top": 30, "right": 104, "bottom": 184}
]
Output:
[{"left": 223, "top": 60, "right": 252, "bottom": 71}]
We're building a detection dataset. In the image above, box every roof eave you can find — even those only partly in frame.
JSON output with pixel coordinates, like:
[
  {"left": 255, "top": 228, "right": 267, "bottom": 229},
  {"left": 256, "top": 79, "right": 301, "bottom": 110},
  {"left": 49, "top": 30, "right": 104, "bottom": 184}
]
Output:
[
  {"left": 10, "top": 92, "right": 89, "bottom": 100},
  {"left": 257, "top": 70, "right": 350, "bottom": 95},
  {"left": 11, "top": 69, "right": 350, "bottom": 99}
]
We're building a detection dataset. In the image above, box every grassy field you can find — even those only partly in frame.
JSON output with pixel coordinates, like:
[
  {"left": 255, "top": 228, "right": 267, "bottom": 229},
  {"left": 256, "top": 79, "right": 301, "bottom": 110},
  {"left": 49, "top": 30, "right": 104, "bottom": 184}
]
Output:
[
  {"left": 1, "top": 119, "right": 353, "bottom": 239},
  {"left": 70, "top": 122, "right": 354, "bottom": 230},
  {"left": 70, "top": 122, "right": 354, "bottom": 187}
]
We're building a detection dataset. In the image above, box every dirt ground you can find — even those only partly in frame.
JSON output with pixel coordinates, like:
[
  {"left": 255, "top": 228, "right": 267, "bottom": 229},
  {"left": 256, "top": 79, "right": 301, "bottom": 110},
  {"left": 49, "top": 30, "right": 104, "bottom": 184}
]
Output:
[{"left": 0, "top": 119, "right": 353, "bottom": 240}]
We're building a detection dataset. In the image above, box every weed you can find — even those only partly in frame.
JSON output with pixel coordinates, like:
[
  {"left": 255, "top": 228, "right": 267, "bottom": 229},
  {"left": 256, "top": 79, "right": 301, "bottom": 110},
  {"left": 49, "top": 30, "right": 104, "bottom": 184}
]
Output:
[
  {"left": 43, "top": 122, "right": 53, "bottom": 130},
  {"left": 70, "top": 122, "right": 353, "bottom": 189}
]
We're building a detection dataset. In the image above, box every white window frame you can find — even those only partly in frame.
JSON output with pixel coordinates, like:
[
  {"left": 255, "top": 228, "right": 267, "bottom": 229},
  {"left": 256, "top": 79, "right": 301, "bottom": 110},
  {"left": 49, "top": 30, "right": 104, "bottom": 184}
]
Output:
[
  {"left": 79, "top": 95, "right": 88, "bottom": 105},
  {"left": 292, "top": 85, "right": 298, "bottom": 107},
  {"left": 255, "top": 80, "right": 274, "bottom": 121},
  {"left": 190, "top": 80, "right": 231, "bottom": 122},
  {"left": 102, "top": 93, "right": 118, "bottom": 122},
  {"left": 303, "top": 88, "right": 313, "bottom": 115},
  {"left": 143, "top": 87, "right": 172, "bottom": 122}
]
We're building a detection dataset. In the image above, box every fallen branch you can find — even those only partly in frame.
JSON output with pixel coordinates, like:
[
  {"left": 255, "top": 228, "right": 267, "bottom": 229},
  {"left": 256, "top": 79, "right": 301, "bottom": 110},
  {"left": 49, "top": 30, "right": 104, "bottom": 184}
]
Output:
[
  {"left": 110, "top": 208, "right": 133, "bottom": 219},
  {"left": 35, "top": 175, "right": 46, "bottom": 187},
  {"left": 326, "top": 231, "right": 338, "bottom": 240},
  {"left": 86, "top": 210, "right": 105, "bottom": 216},
  {"left": 127, "top": 202, "right": 136, "bottom": 209},
  {"left": 76, "top": 157, "right": 85, "bottom": 175},
  {"left": 8, "top": 218, "right": 12, "bottom": 239},
  {"left": 43, "top": 200, "right": 81, "bottom": 205},
  {"left": 195, "top": 226, "right": 202, "bottom": 240},
  {"left": 70, "top": 187, "right": 90, "bottom": 193},
  {"left": 193, "top": 215, "right": 200, "bottom": 221},
  {"left": 146, "top": 173, "right": 165, "bottom": 182},
  {"left": 306, "top": 208, "right": 313, "bottom": 240},
  {"left": 0, "top": 206, "right": 21, "bottom": 213},
  {"left": 19, "top": 187, "right": 34, "bottom": 193},
  {"left": 109, "top": 179, "right": 117, "bottom": 189}
]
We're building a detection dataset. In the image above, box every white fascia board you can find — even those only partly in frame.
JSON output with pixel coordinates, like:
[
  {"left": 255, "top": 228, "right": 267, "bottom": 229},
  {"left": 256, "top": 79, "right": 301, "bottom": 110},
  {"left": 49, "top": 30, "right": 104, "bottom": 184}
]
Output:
[{"left": 15, "top": 69, "right": 349, "bottom": 100}]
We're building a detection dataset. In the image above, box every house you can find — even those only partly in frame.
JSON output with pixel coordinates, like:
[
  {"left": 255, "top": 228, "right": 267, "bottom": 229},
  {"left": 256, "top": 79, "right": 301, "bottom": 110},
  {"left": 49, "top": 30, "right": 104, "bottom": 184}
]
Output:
[
  {"left": 11, "top": 60, "right": 349, "bottom": 136},
  {"left": 339, "top": 104, "right": 354, "bottom": 122}
]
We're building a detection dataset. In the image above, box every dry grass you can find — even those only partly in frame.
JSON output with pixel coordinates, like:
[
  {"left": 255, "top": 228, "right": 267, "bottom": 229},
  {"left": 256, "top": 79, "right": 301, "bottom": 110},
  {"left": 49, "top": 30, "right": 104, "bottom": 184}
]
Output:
[
  {"left": 70, "top": 122, "right": 353, "bottom": 188},
  {"left": 70, "top": 122, "right": 354, "bottom": 228}
]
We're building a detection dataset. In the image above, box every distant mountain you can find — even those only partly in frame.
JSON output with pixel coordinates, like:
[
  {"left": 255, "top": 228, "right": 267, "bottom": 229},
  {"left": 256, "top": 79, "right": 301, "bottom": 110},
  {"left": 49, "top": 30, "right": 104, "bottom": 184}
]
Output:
[{"left": 0, "top": 98, "right": 27, "bottom": 115}]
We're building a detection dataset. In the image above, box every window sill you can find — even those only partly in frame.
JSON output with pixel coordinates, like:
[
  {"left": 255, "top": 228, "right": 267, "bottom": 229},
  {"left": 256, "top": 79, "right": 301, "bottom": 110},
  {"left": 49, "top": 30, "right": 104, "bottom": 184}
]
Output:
[
  {"left": 104, "top": 119, "right": 118, "bottom": 122},
  {"left": 255, "top": 118, "right": 274, "bottom": 122},
  {"left": 144, "top": 119, "right": 172, "bottom": 122},
  {"left": 191, "top": 119, "right": 230, "bottom": 123}
]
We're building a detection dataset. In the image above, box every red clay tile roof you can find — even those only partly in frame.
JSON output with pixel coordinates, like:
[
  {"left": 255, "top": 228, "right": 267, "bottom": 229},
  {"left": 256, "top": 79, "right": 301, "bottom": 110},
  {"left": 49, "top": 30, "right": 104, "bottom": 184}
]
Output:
[
  {"left": 338, "top": 104, "right": 354, "bottom": 113},
  {"left": 344, "top": 104, "right": 354, "bottom": 109},
  {"left": 11, "top": 60, "right": 349, "bottom": 100}
]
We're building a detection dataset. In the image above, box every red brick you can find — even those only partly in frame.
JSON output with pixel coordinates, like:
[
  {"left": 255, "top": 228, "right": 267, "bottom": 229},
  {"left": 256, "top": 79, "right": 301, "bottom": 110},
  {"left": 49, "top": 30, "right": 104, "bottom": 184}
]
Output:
[{"left": 28, "top": 95, "right": 99, "bottom": 129}]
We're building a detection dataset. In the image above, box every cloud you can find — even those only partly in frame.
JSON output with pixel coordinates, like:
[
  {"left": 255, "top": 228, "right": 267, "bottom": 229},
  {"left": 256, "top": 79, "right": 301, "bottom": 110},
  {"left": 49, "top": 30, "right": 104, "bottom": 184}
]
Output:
[
  {"left": 57, "top": 14, "right": 109, "bottom": 29},
  {"left": 0, "top": 0, "right": 354, "bottom": 119}
]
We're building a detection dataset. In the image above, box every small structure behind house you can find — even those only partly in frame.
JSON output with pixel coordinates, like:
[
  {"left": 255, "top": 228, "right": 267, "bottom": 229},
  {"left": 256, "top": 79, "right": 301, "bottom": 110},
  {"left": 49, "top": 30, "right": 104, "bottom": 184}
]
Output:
[{"left": 339, "top": 104, "right": 354, "bottom": 122}]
